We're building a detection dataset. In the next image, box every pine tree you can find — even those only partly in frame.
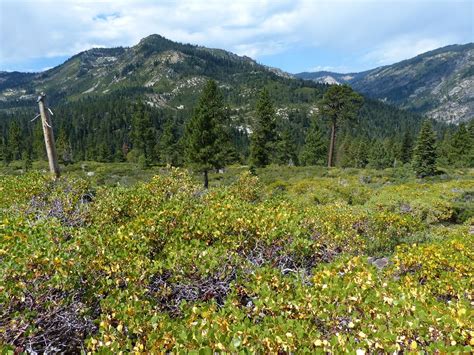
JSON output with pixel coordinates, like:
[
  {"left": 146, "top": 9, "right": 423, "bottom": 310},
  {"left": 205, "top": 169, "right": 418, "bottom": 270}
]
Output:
[
  {"left": 8, "top": 121, "right": 22, "bottom": 161},
  {"left": 368, "top": 140, "right": 391, "bottom": 169},
  {"left": 22, "top": 150, "right": 32, "bottom": 171},
  {"left": 276, "top": 127, "right": 298, "bottom": 166},
  {"left": 158, "top": 118, "right": 180, "bottom": 166},
  {"left": 336, "top": 134, "right": 354, "bottom": 168},
  {"left": 183, "top": 80, "right": 231, "bottom": 188},
  {"left": 32, "top": 120, "right": 46, "bottom": 161},
  {"left": 0, "top": 136, "right": 10, "bottom": 166},
  {"left": 384, "top": 137, "right": 397, "bottom": 167},
  {"left": 447, "top": 123, "right": 472, "bottom": 167},
  {"left": 250, "top": 89, "right": 278, "bottom": 168},
  {"left": 318, "top": 84, "right": 363, "bottom": 167},
  {"left": 412, "top": 120, "right": 438, "bottom": 177},
  {"left": 131, "top": 100, "right": 156, "bottom": 167},
  {"left": 56, "top": 129, "right": 74, "bottom": 164},
  {"left": 467, "top": 120, "right": 474, "bottom": 167},
  {"left": 354, "top": 139, "right": 369, "bottom": 168},
  {"left": 97, "top": 142, "right": 112, "bottom": 163},
  {"left": 400, "top": 130, "right": 413, "bottom": 164},
  {"left": 299, "top": 119, "right": 327, "bottom": 166}
]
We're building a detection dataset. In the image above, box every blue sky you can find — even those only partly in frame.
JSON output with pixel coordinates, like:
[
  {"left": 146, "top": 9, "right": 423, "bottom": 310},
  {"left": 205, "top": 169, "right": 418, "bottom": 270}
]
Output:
[{"left": 0, "top": 0, "right": 472, "bottom": 74}]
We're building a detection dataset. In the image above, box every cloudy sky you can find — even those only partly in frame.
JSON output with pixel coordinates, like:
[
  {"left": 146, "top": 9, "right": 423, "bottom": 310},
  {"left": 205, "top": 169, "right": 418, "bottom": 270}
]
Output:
[{"left": 0, "top": 0, "right": 472, "bottom": 73}]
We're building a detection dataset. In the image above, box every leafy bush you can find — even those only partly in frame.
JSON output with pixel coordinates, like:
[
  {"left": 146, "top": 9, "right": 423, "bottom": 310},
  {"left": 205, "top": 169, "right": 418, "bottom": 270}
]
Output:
[
  {"left": 366, "top": 180, "right": 474, "bottom": 223},
  {"left": 1, "top": 168, "right": 472, "bottom": 352}
]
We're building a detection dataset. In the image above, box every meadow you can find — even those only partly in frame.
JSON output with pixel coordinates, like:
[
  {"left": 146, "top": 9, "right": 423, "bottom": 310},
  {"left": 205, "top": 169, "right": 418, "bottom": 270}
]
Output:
[{"left": 0, "top": 163, "right": 473, "bottom": 353}]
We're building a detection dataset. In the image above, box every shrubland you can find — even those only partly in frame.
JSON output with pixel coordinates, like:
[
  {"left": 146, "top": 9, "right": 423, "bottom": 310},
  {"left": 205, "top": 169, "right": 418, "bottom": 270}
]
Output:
[{"left": 0, "top": 166, "right": 473, "bottom": 353}]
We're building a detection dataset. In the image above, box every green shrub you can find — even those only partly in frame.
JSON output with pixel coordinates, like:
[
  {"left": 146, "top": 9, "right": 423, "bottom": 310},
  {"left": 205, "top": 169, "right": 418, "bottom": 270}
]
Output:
[{"left": 1, "top": 167, "right": 473, "bottom": 353}]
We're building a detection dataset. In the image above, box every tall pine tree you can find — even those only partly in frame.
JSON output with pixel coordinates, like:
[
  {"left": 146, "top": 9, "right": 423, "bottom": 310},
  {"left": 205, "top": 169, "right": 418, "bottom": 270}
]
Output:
[
  {"left": 412, "top": 120, "right": 438, "bottom": 177},
  {"left": 183, "top": 80, "right": 231, "bottom": 188},
  {"left": 318, "top": 84, "right": 363, "bottom": 167},
  {"left": 250, "top": 89, "right": 278, "bottom": 168}
]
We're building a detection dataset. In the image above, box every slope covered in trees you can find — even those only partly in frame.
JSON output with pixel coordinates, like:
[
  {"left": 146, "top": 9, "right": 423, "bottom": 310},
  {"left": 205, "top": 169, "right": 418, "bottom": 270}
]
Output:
[
  {"left": 296, "top": 43, "right": 474, "bottom": 123},
  {"left": 0, "top": 35, "right": 427, "bottom": 167},
  {"left": 0, "top": 35, "right": 471, "bottom": 172}
]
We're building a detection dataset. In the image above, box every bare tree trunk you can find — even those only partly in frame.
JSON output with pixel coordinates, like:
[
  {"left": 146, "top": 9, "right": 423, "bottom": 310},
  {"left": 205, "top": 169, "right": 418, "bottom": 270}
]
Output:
[
  {"left": 203, "top": 170, "right": 209, "bottom": 189},
  {"left": 38, "top": 93, "right": 60, "bottom": 179},
  {"left": 328, "top": 121, "right": 336, "bottom": 168}
]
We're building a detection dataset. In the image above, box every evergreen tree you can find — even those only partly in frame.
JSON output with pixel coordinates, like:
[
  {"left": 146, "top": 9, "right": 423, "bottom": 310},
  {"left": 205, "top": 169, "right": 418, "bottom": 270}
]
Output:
[
  {"left": 368, "top": 140, "right": 391, "bottom": 169},
  {"left": 158, "top": 118, "right": 181, "bottom": 166},
  {"left": 131, "top": 100, "right": 155, "bottom": 167},
  {"left": 56, "top": 129, "right": 74, "bottom": 164},
  {"left": 299, "top": 118, "right": 327, "bottom": 166},
  {"left": 412, "top": 120, "right": 438, "bottom": 177},
  {"left": 183, "top": 80, "right": 230, "bottom": 188},
  {"left": 354, "top": 139, "right": 369, "bottom": 168},
  {"left": 400, "top": 130, "right": 413, "bottom": 164},
  {"left": 467, "top": 120, "right": 474, "bottom": 167},
  {"left": 276, "top": 127, "right": 298, "bottom": 166},
  {"left": 22, "top": 150, "right": 32, "bottom": 171},
  {"left": 336, "top": 134, "right": 355, "bottom": 168},
  {"left": 318, "top": 84, "right": 363, "bottom": 167},
  {"left": 250, "top": 88, "right": 278, "bottom": 168},
  {"left": 447, "top": 123, "right": 472, "bottom": 167},
  {"left": 97, "top": 142, "right": 112, "bottom": 163},
  {"left": 384, "top": 137, "right": 397, "bottom": 167},
  {"left": 7, "top": 121, "right": 22, "bottom": 161},
  {"left": 0, "top": 137, "right": 10, "bottom": 166},
  {"left": 32, "top": 120, "right": 46, "bottom": 161}
]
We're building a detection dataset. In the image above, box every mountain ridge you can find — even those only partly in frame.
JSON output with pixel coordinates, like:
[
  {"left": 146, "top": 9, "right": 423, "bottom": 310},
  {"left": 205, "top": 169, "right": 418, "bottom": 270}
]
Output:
[
  {"left": 0, "top": 34, "right": 297, "bottom": 111},
  {"left": 296, "top": 43, "right": 474, "bottom": 123},
  {"left": 0, "top": 33, "right": 433, "bottom": 167},
  {"left": 1, "top": 36, "right": 471, "bottom": 125}
]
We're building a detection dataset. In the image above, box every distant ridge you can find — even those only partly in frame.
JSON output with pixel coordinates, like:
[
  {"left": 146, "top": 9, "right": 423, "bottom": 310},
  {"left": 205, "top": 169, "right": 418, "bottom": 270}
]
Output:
[{"left": 296, "top": 43, "right": 474, "bottom": 123}]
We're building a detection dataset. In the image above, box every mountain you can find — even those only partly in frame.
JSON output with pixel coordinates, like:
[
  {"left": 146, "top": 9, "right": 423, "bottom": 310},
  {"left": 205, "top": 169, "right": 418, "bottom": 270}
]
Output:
[
  {"left": 0, "top": 35, "right": 300, "bottom": 112},
  {"left": 296, "top": 43, "right": 474, "bottom": 123},
  {"left": 0, "top": 34, "right": 425, "bottom": 165},
  {"left": 0, "top": 34, "right": 424, "bottom": 132}
]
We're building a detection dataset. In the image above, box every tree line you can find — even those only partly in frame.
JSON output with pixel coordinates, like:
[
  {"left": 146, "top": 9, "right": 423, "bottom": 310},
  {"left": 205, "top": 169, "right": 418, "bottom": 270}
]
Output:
[{"left": 0, "top": 80, "right": 472, "bottom": 185}]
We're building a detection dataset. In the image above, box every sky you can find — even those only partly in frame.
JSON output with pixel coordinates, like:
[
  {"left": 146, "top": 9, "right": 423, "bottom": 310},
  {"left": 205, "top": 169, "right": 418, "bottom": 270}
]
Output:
[{"left": 0, "top": 0, "right": 473, "bottom": 74}]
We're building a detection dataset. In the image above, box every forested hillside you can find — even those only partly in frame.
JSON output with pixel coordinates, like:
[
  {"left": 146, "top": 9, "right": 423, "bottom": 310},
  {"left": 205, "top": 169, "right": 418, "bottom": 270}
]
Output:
[
  {"left": 297, "top": 43, "right": 474, "bottom": 123},
  {"left": 0, "top": 36, "right": 420, "bottom": 167},
  {"left": 0, "top": 35, "right": 472, "bottom": 171}
]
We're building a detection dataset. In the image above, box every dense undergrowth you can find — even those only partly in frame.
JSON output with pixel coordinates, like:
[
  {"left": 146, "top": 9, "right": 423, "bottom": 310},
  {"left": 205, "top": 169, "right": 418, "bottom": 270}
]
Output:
[{"left": 0, "top": 167, "right": 473, "bottom": 353}]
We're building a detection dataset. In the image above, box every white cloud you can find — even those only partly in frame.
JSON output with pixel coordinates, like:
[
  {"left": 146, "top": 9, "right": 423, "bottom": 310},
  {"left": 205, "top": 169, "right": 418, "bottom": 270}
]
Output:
[
  {"left": 363, "top": 35, "right": 459, "bottom": 66},
  {"left": 0, "top": 0, "right": 472, "bottom": 71}
]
